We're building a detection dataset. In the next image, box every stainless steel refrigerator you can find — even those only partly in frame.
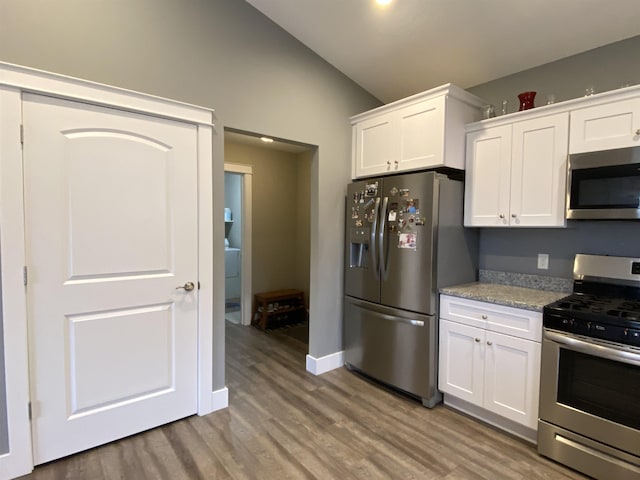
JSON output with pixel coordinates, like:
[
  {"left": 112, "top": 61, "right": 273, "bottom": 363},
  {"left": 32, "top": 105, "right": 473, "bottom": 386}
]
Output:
[{"left": 344, "top": 170, "right": 477, "bottom": 407}]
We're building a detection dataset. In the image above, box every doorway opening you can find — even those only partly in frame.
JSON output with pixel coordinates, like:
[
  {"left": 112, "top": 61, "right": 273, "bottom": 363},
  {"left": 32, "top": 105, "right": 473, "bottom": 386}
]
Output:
[
  {"left": 224, "top": 171, "right": 242, "bottom": 324},
  {"left": 223, "top": 129, "right": 313, "bottom": 344},
  {"left": 223, "top": 164, "right": 251, "bottom": 326}
]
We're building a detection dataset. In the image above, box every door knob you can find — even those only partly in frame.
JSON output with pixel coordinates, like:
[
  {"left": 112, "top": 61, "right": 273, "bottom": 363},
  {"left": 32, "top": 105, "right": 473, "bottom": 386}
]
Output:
[{"left": 176, "top": 281, "right": 195, "bottom": 292}]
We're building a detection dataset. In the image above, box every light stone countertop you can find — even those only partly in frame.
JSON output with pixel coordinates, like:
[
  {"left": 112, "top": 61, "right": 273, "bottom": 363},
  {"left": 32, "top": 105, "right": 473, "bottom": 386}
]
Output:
[{"left": 439, "top": 282, "right": 569, "bottom": 312}]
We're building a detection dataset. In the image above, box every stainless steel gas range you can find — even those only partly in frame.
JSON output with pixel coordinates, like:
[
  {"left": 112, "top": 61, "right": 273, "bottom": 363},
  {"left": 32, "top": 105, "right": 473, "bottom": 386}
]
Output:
[{"left": 538, "top": 254, "right": 640, "bottom": 480}]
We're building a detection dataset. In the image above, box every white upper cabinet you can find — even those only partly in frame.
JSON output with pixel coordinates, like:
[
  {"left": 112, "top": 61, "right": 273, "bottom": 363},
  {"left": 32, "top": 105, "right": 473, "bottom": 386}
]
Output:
[
  {"left": 465, "top": 112, "right": 569, "bottom": 227},
  {"left": 464, "top": 84, "right": 640, "bottom": 228},
  {"left": 353, "top": 112, "right": 396, "bottom": 177},
  {"left": 511, "top": 114, "right": 569, "bottom": 227},
  {"left": 351, "top": 84, "right": 484, "bottom": 179},
  {"left": 398, "top": 97, "right": 444, "bottom": 172},
  {"left": 464, "top": 125, "right": 512, "bottom": 227},
  {"left": 570, "top": 97, "right": 640, "bottom": 153}
]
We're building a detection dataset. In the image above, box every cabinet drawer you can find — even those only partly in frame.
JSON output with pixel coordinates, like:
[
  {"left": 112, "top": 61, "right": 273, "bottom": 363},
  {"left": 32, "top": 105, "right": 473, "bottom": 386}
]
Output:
[{"left": 440, "top": 294, "right": 542, "bottom": 342}]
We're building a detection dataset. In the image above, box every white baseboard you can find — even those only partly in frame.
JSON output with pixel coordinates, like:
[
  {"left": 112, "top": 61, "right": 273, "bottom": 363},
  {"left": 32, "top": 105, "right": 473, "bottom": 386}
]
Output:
[
  {"left": 210, "top": 387, "right": 229, "bottom": 412},
  {"left": 306, "top": 351, "right": 344, "bottom": 375}
]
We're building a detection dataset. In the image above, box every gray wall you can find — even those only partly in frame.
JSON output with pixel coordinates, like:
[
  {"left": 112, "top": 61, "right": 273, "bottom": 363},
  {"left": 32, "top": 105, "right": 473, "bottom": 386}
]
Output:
[
  {"left": 224, "top": 141, "right": 311, "bottom": 300},
  {"left": 295, "top": 150, "right": 313, "bottom": 306},
  {"left": 0, "top": 0, "right": 381, "bottom": 449},
  {"left": 479, "top": 222, "right": 640, "bottom": 278},
  {"left": 467, "top": 35, "right": 640, "bottom": 279},
  {"left": 469, "top": 35, "right": 640, "bottom": 115}
]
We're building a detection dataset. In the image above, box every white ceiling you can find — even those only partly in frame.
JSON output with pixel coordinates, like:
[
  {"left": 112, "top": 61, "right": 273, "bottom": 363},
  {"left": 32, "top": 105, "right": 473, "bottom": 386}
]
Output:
[{"left": 246, "top": 0, "right": 640, "bottom": 103}]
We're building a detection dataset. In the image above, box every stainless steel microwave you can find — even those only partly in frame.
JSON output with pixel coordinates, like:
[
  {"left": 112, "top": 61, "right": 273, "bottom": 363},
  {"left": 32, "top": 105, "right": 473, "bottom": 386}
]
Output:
[{"left": 566, "top": 146, "right": 640, "bottom": 220}]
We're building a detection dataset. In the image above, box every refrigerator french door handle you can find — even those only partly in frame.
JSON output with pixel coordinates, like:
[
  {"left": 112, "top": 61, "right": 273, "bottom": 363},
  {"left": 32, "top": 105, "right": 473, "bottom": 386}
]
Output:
[
  {"left": 379, "top": 196, "right": 389, "bottom": 280},
  {"left": 351, "top": 299, "right": 426, "bottom": 326},
  {"left": 370, "top": 197, "right": 381, "bottom": 279}
]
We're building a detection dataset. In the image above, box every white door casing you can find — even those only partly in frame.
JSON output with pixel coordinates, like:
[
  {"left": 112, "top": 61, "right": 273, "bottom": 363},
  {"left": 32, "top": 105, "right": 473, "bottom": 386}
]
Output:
[
  {"left": 23, "top": 93, "right": 199, "bottom": 464},
  {"left": 223, "top": 162, "right": 253, "bottom": 326}
]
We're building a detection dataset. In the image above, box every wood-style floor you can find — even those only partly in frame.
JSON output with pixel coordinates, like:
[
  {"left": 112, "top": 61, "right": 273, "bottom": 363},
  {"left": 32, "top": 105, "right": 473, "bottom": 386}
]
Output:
[{"left": 19, "top": 321, "right": 590, "bottom": 480}]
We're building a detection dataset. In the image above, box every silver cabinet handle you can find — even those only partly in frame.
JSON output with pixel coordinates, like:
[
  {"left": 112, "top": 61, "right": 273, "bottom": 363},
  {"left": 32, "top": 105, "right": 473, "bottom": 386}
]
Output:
[
  {"left": 487, "top": 341, "right": 493, "bottom": 345},
  {"left": 511, "top": 213, "right": 517, "bottom": 218},
  {"left": 351, "top": 300, "right": 427, "bottom": 326},
  {"left": 481, "top": 314, "right": 487, "bottom": 320},
  {"left": 499, "top": 214, "right": 505, "bottom": 219},
  {"left": 176, "top": 281, "right": 195, "bottom": 292},
  {"left": 636, "top": 128, "right": 640, "bottom": 135},
  {"left": 474, "top": 338, "right": 481, "bottom": 343}
]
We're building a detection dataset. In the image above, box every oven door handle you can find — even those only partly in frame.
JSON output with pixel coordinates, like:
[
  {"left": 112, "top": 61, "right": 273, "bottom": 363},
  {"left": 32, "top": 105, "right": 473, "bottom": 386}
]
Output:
[{"left": 545, "top": 330, "right": 640, "bottom": 367}]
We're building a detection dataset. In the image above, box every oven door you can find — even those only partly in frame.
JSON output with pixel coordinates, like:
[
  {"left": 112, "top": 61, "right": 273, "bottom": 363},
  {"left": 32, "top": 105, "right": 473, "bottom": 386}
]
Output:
[
  {"left": 567, "top": 147, "right": 640, "bottom": 220},
  {"left": 539, "top": 330, "right": 640, "bottom": 457}
]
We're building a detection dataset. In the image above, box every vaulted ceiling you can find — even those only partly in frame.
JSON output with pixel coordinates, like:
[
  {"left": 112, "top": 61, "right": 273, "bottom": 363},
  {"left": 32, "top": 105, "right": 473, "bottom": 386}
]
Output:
[{"left": 246, "top": 0, "right": 640, "bottom": 103}]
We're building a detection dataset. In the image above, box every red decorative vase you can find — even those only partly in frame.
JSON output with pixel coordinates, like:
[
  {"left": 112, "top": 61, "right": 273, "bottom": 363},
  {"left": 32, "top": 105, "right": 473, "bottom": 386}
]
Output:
[{"left": 518, "top": 91, "right": 536, "bottom": 111}]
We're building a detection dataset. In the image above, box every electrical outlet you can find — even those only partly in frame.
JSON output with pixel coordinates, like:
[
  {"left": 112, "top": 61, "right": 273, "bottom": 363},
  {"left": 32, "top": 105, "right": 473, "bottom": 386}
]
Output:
[{"left": 537, "top": 253, "right": 549, "bottom": 270}]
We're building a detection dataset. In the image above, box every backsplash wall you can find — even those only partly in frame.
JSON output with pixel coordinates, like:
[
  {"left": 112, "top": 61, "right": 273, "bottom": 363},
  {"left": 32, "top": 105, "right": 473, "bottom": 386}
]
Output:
[{"left": 479, "top": 221, "right": 640, "bottom": 278}]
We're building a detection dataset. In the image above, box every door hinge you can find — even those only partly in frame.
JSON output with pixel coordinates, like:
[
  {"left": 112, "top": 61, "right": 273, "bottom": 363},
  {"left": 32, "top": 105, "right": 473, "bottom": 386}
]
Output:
[
  {"left": 23, "top": 266, "right": 28, "bottom": 286},
  {"left": 28, "top": 401, "right": 32, "bottom": 420},
  {"left": 20, "top": 124, "right": 24, "bottom": 145}
]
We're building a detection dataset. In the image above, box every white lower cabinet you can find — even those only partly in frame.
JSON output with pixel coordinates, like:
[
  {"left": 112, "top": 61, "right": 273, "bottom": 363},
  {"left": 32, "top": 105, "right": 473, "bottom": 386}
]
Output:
[
  {"left": 438, "top": 319, "right": 484, "bottom": 405},
  {"left": 438, "top": 295, "right": 542, "bottom": 438}
]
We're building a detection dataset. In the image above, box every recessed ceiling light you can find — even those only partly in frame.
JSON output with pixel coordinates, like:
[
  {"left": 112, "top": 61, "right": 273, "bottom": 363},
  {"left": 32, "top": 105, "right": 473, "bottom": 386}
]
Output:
[
  {"left": 260, "top": 137, "right": 274, "bottom": 143},
  {"left": 375, "top": 0, "right": 393, "bottom": 5}
]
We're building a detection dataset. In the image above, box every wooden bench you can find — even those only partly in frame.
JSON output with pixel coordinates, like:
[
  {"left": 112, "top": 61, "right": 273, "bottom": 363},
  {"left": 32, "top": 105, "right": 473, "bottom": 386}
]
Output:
[{"left": 251, "top": 289, "right": 307, "bottom": 330}]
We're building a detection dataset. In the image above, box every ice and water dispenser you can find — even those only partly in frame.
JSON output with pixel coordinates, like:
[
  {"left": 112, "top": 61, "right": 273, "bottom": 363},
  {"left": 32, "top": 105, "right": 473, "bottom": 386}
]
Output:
[{"left": 348, "top": 181, "right": 379, "bottom": 269}]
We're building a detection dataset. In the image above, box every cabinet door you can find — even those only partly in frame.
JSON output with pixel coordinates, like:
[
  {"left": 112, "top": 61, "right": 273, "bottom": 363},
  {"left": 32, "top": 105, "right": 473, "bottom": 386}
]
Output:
[
  {"left": 483, "top": 331, "right": 541, "bottom": 429},
  {"left": 510, "top": 112, "right": 568, "bottom": 227},
  {"left": 464, "top": 125, "right": 512, "bottom": 227},
  {"left": 398, "top": 97, "right": 444, "bottom": 171},
  {"left": 438, "top": 319, "right": 484, "bottom": 405},
  {"left": 570, "top": 98, "right": 640, "bottom": 154},
  {"left": 353, "top": 113, "right": 398, "bottom": 177}
]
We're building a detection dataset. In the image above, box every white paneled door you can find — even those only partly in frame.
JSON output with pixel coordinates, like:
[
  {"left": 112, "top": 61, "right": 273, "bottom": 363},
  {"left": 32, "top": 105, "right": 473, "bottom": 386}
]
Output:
[{"left": 23, "top": 94, "right": 199, "bottom": 465}]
